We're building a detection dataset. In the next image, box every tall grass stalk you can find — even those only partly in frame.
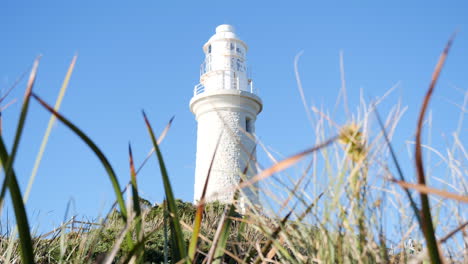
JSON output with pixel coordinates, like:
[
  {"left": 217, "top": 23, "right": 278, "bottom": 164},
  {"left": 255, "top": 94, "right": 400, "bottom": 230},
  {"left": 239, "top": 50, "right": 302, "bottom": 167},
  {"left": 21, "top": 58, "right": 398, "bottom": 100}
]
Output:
[
  {"left": 23, "top": 55, "right": 77, "bottom": 204},
  {"left": 143, "top": 111, "right": 187, "bottom": 263}
]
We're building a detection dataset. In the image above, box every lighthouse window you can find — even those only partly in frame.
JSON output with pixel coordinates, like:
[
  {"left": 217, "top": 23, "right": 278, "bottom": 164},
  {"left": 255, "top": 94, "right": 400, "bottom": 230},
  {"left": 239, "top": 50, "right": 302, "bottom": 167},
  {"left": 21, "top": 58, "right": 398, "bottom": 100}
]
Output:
[
  {"left": 236, "top": 59, "right": 242, "bottom": 71},
  {"left": 208, "top": 45, "right": 212, "bottom": 53},
  {"left": 230, "top": 43, "right": 234, "bottom": 50},
  {"left": 246, "top": 118, "right": 253, "bottom": 133}
]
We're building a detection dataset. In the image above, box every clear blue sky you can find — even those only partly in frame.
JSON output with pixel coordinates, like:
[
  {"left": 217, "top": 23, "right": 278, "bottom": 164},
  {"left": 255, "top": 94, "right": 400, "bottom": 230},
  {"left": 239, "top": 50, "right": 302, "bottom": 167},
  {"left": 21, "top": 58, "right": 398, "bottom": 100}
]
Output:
[{"left": 1, "top": 1, "right": 466, "bottom": 232}]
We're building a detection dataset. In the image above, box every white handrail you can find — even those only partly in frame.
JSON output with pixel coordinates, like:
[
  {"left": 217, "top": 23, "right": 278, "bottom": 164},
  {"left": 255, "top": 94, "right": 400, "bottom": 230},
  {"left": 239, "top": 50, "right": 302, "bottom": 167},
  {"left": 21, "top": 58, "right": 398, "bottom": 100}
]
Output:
[{"left": 194, "top": 73, "right": 257, "bottom": 96}]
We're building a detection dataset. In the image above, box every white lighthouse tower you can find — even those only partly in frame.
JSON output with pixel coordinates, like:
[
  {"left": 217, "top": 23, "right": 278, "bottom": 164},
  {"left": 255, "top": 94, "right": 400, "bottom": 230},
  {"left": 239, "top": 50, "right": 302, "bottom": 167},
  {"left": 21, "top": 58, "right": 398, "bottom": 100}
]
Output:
[{"left": 190, "top": 25, "right": 262, "bottom": 208}]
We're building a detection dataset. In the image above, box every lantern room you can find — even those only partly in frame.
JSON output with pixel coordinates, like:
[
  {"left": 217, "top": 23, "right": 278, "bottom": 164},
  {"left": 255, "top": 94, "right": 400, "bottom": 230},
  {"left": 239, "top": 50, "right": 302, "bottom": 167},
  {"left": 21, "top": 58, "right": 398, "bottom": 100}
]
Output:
[{"left": 194, "top": 24, "right": 255, "bottom": 95}]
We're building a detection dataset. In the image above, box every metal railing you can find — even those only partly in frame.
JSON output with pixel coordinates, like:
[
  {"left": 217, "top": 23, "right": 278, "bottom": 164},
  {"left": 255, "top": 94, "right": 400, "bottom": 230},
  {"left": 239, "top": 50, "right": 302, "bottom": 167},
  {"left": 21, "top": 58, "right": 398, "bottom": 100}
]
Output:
[
  {"left": 194, "top": 83, "right": 205, "bottom": 95},
  {"left": 200, "top": 56, "right": 250, "bottom": 77},
  {"left": 193, "top": 78, "right": 257, "bottom": 96}
]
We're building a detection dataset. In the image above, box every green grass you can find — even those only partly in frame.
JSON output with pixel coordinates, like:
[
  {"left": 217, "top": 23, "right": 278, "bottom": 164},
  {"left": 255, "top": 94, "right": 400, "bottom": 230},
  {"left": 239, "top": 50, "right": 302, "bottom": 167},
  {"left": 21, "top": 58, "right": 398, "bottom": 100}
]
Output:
[{"left": 0, "top": 35, "right": 467, "bottom": 263}]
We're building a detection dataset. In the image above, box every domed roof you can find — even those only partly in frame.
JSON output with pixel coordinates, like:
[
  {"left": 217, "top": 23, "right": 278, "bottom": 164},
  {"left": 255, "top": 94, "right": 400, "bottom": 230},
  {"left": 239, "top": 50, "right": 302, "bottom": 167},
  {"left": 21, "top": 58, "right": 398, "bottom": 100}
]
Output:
[
  {"left": 208, "top": 24, "right": 238, "bottom": 40},
  {"left": 203, "top": 24, "right": 248, "bottom": 51}
]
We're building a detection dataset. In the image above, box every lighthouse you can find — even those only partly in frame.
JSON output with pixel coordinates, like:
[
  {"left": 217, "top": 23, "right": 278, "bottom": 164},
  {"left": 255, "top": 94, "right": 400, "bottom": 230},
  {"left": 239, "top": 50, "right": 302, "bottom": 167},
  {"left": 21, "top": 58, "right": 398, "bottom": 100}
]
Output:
[{"left": 190, "top": 25, "right": 262, "bottom": 208}]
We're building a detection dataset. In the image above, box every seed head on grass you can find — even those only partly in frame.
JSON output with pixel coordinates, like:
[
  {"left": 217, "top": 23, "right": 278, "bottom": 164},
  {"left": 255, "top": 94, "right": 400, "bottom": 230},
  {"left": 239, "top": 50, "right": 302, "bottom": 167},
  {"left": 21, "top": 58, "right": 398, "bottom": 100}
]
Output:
[
  {"left": 339, "top": 123, "right": 367, "bottom": 163},
  {"left": 339, "top": 123, "right": 368, "bottom": 196}
]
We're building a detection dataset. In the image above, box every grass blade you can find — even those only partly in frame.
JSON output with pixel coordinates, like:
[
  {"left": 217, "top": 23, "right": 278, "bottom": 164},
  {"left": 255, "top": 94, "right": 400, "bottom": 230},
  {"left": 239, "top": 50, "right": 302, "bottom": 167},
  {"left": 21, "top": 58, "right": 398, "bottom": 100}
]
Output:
[
  {"left": 0, "top": 69, "right": 27, "bottom": 105},
  {"left": 104, "top": 116, "right": 175, "bottom": 220},
  {"left": 390, "top": 179, "right": 468, "bottom": 203},
  {"left": 298, "top": 192, "right": 324, "bottom": 221},
  {"left": 252, "top": 210, "right": 293, "bottom": 264},
  {"left": 0, "top": 137, "right": 34, "bottom": 264},
  {"left": 142, "top": 111, "right": 187, "bottom": 262},
  {"left": 24, "top": 55, "right": 77, "bottom": 203},
  {"left": 119, "top": 222, "right": 171, "bottom": 264},
  {"left": 0, "top": 58, "right": 40, "bottom": 207},
  {"left": 374, "top": 107, "right": 422, "bottom": 225},
  {"left": 414, "top": 33, "right": 456, "bottom": 264},
  {"left": 188, "top": 201, "right": 203, "bottom": 262},
  {"left": 31, "top": 93, "right": 128, "bottom": 221},
  {"left": 163, "top": 199, "right": 169, "bottom": 264},
  {"left": 118, "top": 235, "right": 147, "bottom": 264},
  {"left": 237, "top": 135, "right": 338, "bottom": 191},
  {"left": 33, "top": 92, "right": 136, "bottom": 252},
  {"left": 206, "top": 204, "right": 236, "bottom": 264},
  {"left": 128, "top": 143, "right": 143, "bottom": 262},
  {"left": 102, "top": 219, "right": 134, "bottom": 264},
  {"left": 136, "top": 116, "right": 175, "bottom": 175},
  {"left": 439, "top": 221, "right": 468, "bottom": 244},
  {"left": 0, "top": 58, "right": 40, "bottom": 264},
  {"left": 129, "top": 143, "right": 142, "bottom": 235}
]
